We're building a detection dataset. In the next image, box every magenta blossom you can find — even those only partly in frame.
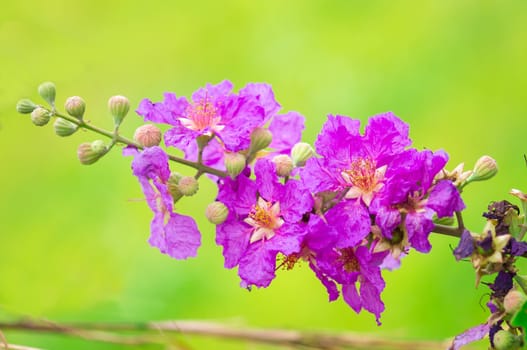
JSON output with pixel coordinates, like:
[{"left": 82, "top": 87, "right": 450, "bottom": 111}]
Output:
[
  {"left": 216, "top": 158, "right": 313, "bottom": 288},
  {"left": 131, "top": 146, "right": 201, "bottom": 259}
]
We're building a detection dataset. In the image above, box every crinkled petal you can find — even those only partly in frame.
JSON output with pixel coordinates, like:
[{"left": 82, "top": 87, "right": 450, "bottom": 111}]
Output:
[
  {"left": 406, "top": 209, "right": 435, "bottom": 253},
  {"left": 239, "top": 82, "right": 281, "bottom": 120},
  {"left": 131, "top": 146, "right": 171, "bottom": 182},
  {"left": 374, "top": 206, "right": 401, "bottom": 239},
  {"left": 427, "top": 180, "right": 465, "bottom": 218},
  {"left": 255, "top": 158, "right": 281, "bottom": 201},
  {"left": 363, "top": 112, "right": 411, "bottom": 163},
  {"left": 218, "top": 175, "right": 258, "bottom": 216},
  {"left": 216, "top": 215, "right": 251, "bottom": 268},
  {"left": 191, "top": 80, "right": 233, "bottom": 102},
  {"left": 279, "top": 179, "right": 313, "bottom": 223},
  {"left": 310, "top": 262, "right": 339, "bottom": 302},
  {"left": 301, "top": 157, "right": 340, "bottom": 193},
  {"left": 342, "top": 282, "right": 362, "bottom": 314},
  {"left": 315, "top": 115, "right": 360, "bottom": 158},
  {"left": 449, "top": 323, "right": 490, "bottom": 350},
  {"left": 266, "top": 223, "right": 305, "bottom": 255},
  {"left": 268, "top": 111, "right": 305, "bottom": 154},
  {"left": 238, "top": 243, "right": 276, "bottom": 288},
  {"left": 148, "top": 213, "right": 200, "bottom": 259},
  {"left": 359, "top": 278, "right": 385, "bottom": 325},
  {"left": 326, "top": 201, "right": 370, "bottom": 248},
  {"left": 511, "top": 238, "right": 527, "bottom": 256}
]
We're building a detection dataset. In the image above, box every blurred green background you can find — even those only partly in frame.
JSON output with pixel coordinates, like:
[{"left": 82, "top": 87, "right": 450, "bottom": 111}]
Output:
[{"left": 1, "top": 1, "right": 527, "bottom": 349}]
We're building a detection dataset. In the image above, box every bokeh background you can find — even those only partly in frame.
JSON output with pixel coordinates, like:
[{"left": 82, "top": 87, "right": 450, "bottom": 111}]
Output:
[{"left": 1, "top": 1, "right": 527, "bottom": 349}]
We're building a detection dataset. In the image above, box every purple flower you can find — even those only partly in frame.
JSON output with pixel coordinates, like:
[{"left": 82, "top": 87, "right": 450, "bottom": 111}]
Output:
[
  {"left": 373, "top": 149, "right": 465, "bottom": 253},
  {"left": 131, "top": 146, "right": 201, "bottom": 259},
  {"left": 449, "top": 323, "right": 491, "bottom": 350},
  {"left": 216, "top": 158, "right": 313, "bottom": 288}
]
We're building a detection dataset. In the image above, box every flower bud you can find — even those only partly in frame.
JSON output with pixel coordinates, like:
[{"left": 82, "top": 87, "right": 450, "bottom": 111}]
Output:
[
  {"left": 291, "top": 142, "right": 314, "bottom": 167},
  {"left": 134, "top": 124, "right": 162, "bottom": 147},
  {"left": 493, "top": 330, "right": 523, "bottom": 350},
  {"left": 205, "top": 202, "right": 229, "bottom": 225},
  {"left": 224, "top": 152, "right": 246, "bottom": 178},
  {"left": 167, "top": 172, "right": 183, "bottom": 201},
  {"left": 53, "top": 117, "right": 78, "bottom": 137},
  {"left": 108, "top": 95, "right": 130, "bottom": 126},
  {"left": 16, "top": 99, "right": 38, "bottom": 114},
  {"left": 467, "top": 155, "right": 498, "bottom": 183},
  {"left": 30, "top": 107, "right": 51, "bottom": 126},
  {"left": 77, "top": 140, "right": 107, "bottom": 165},
  {"left": 65, "top": 96, "right": 86, "bottom": 120},
  {"left": 504, "top": 290, "right": 527, "bottom": 315},
  {"left": 249, "top": 127, "right": 273, "bottom": 153},
  {"left": 177, "top": 176, "right": 199, "bottom": 196},
  {"left": 38, "top": 81, "right": 56, "bottom": 107},
  {"left": 272, "top": 154, "right": 293, "bottom": 177}
]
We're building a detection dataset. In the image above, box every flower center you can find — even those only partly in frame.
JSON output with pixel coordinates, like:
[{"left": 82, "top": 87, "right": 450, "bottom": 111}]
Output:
[
  {"left": 244, "top": 197, "right": 284, "bottom": 243},
  {"left": 180, "top": 95, "right": 224, "bottom": 133},
  {"left": 339, "top": 248, "right": 361, "bottom": 272},
  {"left": 341, "top": 157, "right": 386, "bottom": 206}
]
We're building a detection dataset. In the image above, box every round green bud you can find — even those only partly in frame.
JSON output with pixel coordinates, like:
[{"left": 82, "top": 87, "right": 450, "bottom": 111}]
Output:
[
  {"left": 493, "top": 330, "right": 523, "bottom": 350},
  {"left": 30, "top": 107, "right": 51, "bottom": 126},
  {"left": 205, "top": 202, "right": 229, "bottom": 225},
  {"left": 134, "top": 124, "right": 162, "bottom": 147},
  {"left": 167, "top": 172, "right": 183, "bottom": 201},
  {"left": 108, "top": 95, "right": 130, "bottom": 126},
  {"left": 291, "top": 142, "right": 314, "bottom": 167},
  {"left": 77, "top": 140, "right": 107, "bottom": 165},
  {"left": 38, "top": 81, "right": 56, "bottom": 107},
  {"left": 224, "top": 152, "right": 247, "bottom": 178},
  {"left": 16, "top": 99, "right": 38, "bottom": 114},
  {"left": 65, "top": 96, "right": 86, "bottom": 120},
  {"left": 53, "top": 117, "right": 78, "bottom": 137},
  {"left": 467, "top": 155, "right": 498, "bottom": 183},
  {"left": 177, "top": 176, "right": 199, "bottom": 196},
  {"left": 249, "top": 127, "right": 273, "bottom": 153},
  {"left": 272, "top": 154, "right": 294, "bottom": 177},
  {"left": 504, "top": 290, "right": 527, "bottom": 315}
]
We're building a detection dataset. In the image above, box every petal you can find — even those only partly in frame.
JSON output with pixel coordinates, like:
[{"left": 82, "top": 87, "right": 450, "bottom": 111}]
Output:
[
  {"left": 255, "top": 158, "right": 281, "bottom": 201},
  {"left": 406, "top": 210, "right": 435, "bottom": 253},
  {"left": 427, "top": 180, "right": 465, "bottom": 218},
  {"left": 239, "top": 82, "right": 281, "bottom": 119},
  {"left": 360, "top": 278, "right": 385, "bottom": 325},
  {"left": 326, "top": 201, "right": 371, "bottom": 248},
  {"left": 216, "top": 215, "right": 251, "bottom": 268},
  {"left": 266, "top": 223, "right": 305, "bottom": 255},
  {"left": 315, "top": 115, "right": 360, "bottom": 158},
  {"left": 363, "top": 112, "right": 411, "bottom": 163},
  {"left": 218, "top": 175, "right": 258, "bottom": 216},
  {"left": 374, "top": 205, "right": 401, "bottom": 239},
  {"left": 268, "top": 111, "right": 305, "bottom": 154},
  {"left": 162, "top": 213, "right": 201, "bottom": 259},
  {"left": 279, "top": 179, "right": 313, "bottom": 223},
  {"left": 453, "top": 230, "right": 475, "bottom": 260},
  {"left": 238, "top": 242, "right": 277, "bottom": 288},
  {"left": 301, "top": 157, "right": 340, "bottom": 193},
  {"left": 342, "top": 282, "right": 362, "bottom": 314},
  {"left": 310, "top": 262, "right": 339, "bottom": 302},
  {"left": 449, "top": 323, "right": 490, "bottom": 350}
]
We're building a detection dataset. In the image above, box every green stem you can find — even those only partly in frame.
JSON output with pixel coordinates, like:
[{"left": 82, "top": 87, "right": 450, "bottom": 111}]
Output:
[{"left": 52, "top": 111, "right": 228, "bottom": 178}]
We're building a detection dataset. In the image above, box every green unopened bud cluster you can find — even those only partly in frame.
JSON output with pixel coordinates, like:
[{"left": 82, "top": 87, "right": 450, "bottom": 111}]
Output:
[{"left": 167, "top": 172, "right": 199, "bottom": 201}]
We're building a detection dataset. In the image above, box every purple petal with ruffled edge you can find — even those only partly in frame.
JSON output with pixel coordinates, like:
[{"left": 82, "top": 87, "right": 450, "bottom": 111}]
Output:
[
  {"left": 449, "top": 323, "right": 490, "bottom": 350},
  {"left": 279, "top": 179, "right": 313, "bottom": 223},
  {"left": 363, "top": 112, "right": 411, "bottom": 165},
  {"left": 309, "top": 262, "right": 340, "bottom": 302},
  {"left": 132, "top": 146, "right": 170, "bottom": 182},
  {"left": 255, "top": 159, "right": 281, "bottom": 201},
  {"left": 301, "top": 157, "right": 341, "bottom": 193},
  {"left": 217, "top": 175, "right": 258, "bottom": 216},
  {"left": 148, "top": 213, "right": 200, "bottom": 259},
  {"left": 374, "top": 206, "right": 401, "bottom": 239},
  {"left": 238, "top": 243, "right": 277, "bottom": 288},
  {"left": 326, "top": 201, "right": 371, "bottom": 248},
  {"left": 239, "top": 83, "right": 281, "bottom": 121},
  {"left": 406, "top": 209, "right": 435, "bottom": 253},
  {"left": 314, "top": 115, "right": 360, "bottom": 158},
  {"left": 216, "top": 215, "right": 251, "bottom": 268},
  {"left": 360, "top": 278, "right": 385, "bottom": 325},
  {"left": 266, "top": 223, "right": 305, "bottom": 255},
  {"left": 427, "top": 180, "right": 465, "bottom": 218},
  {"left": 268, "top": 111, "right": 305, "bottom": 154}
]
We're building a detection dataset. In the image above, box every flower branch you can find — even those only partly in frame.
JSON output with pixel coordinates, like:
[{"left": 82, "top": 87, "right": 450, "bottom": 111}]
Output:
[{"left": 0, "top": 319, "right": 459, "bottom": 350}]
